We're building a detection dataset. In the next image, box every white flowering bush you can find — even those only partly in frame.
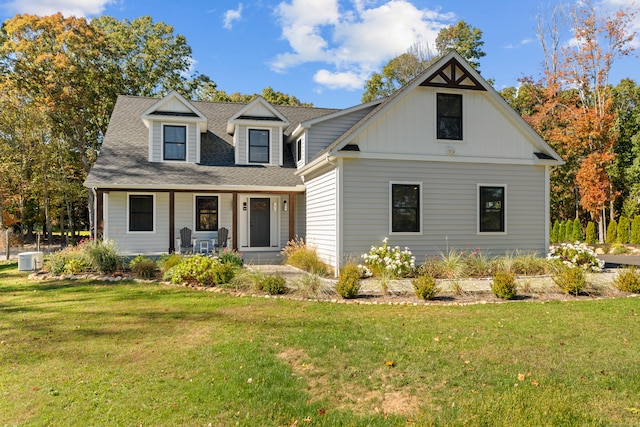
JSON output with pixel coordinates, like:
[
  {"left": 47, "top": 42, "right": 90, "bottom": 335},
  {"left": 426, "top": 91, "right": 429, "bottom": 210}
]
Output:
[
  {"left": 547, "top": 242, "right": 604, "bottom": 272},
  {"left": 362, "top": 238, "right": 416, "bottom": 278},
  {"left": 357, "top": 264, "right": 373, "bottom": 278}
]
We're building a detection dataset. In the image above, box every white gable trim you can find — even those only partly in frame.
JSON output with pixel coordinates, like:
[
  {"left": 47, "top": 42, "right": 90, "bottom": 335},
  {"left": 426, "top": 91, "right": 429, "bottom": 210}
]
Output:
[
  {"left": 227, "top": 96, "right": 290, "bottom": 135},
  {"left": 141, "top": 91, "right": 207, "bottom": 132}
]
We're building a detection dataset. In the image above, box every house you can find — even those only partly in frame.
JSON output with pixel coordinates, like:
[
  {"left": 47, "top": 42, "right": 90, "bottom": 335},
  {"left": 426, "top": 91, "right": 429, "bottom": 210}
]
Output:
[{"left": 84, "top": 51, "right": 563, "bottom": 272}]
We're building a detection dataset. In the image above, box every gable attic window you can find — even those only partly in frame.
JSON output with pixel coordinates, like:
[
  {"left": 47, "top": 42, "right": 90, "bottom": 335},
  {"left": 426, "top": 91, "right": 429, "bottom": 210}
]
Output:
[
  {"left": 248, "top": 129, "right": 270, "bottom": 163},
  {"left": 163, "top": 124, "right": 186, "bottom": 160},
  {"left": 437, "top": 93, "right": 462, "bottom": 140},
  {"left": 128, "top": 194, "right": 154, "bottom": 232},
  {"left": 390, "top": 182, "right": 422, "bottom": 234}
]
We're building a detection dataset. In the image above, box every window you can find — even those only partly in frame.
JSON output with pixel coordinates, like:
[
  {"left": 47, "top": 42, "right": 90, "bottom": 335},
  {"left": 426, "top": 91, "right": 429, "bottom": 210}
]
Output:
[
  {"left": 248, "top": 129, "right": 270, "bottom": 163},
  {"left": 163, "top": 125, "right": 186, "bottom": 160},
  {"left": 129, "top": 194, "right": 154, "bottom": 232},
  {"left": 437, "top": 93, "right": 462, "bottom": 140},
  {"left": 196, "top": 196, "right": 218, "bottom": 231},
  {"left": 296, "top": 138, "right": 302, "bottom": 162},
  {"left": 391, "top": 183, "right": 421, "bottom": 233},
  {"left": 479, "top": 186, "right": 505, "bottom": 233}
]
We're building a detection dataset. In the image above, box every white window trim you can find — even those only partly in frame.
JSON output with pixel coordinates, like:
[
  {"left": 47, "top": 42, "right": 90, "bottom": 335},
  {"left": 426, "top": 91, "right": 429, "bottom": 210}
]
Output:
[
  {"left": 192, "top": 193, "right": 220, "bottom": 233},
  {"left": 126, "top": 192, "right": 156, "bottom": 234},
  {"left": 389, "top": 181, "right": 423, "bottom": 235},
  {"left": 246, "top": 127, "right": 271, "bottom": 164},
  {"left": 296, "top": 136, "right": 304, "bottom": 166},
  {"left": 434, "top": 91, "right": 465, "bottom": 143},
  {"left": 161, "top": 123, "right": 188, "bottom": 162},
  {"left": 477, "top": 183, "right": 507, "bottom": 235}
]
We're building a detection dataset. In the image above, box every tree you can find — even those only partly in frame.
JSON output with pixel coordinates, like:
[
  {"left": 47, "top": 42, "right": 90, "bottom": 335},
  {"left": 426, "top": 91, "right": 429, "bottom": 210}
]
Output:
[
  {"left": 362, "top": 21, "right": 486, "bottom": 102},
  {"left": 572, "top": 218, "right": 584, "bottom": 242},
  {"left": 435, "top": 20, "right": 485, "bottom": 70}
]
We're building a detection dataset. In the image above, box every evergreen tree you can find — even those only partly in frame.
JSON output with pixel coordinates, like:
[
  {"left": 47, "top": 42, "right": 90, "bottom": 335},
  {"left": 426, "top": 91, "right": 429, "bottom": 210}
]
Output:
[
  {"left": 558, "top": 221, "right": 567, "bottom": 243},
  {"left": 631, "top": 216, "right": 640, "bottom": 244},
  {"left": 565, "top": 220, "right": 574, "bottom": 242},
  {"left": 586, "top": 221, "right": 597, "bottom": 244},
  {"left": 606, "top": 219, "right": 618, "bottom": 244},
  {"left": 551, "top": 220, "right": 560, "bottom": 243},
  {"left": 572, "top": 218, "right": 583, "bottom": 242},
  {"left": 617, "top": 216, "right": 630, "bottom": 243}
]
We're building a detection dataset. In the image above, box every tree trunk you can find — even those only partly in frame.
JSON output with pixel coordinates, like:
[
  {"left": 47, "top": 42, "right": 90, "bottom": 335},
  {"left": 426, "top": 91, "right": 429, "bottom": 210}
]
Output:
[
  {"left": 66, "top": 200, "right": 74, "bottom": 245},
  {"left": 88, "top": 188, "right": 95, "bottom": 240}
]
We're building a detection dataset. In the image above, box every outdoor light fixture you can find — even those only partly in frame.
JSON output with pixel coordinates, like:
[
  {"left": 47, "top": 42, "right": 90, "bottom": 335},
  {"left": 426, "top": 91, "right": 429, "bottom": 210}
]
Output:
[
  {"left": 283, "top": 200, "right": 288, "bottom": 211},
  {"left": 242, "top": 202, "right": 247, "bottom": 211}
]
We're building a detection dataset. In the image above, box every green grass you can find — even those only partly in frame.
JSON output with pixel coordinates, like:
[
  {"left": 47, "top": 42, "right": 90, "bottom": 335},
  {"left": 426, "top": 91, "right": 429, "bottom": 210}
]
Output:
[{"left": 1, "top": 261, "right": 640, "bottom": 426}]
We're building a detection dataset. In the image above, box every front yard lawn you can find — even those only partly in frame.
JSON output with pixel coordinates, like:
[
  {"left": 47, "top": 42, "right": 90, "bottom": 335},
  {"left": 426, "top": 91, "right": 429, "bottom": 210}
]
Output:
[{"left": 1, "top": 261, "right": 639, "bottom": 426}]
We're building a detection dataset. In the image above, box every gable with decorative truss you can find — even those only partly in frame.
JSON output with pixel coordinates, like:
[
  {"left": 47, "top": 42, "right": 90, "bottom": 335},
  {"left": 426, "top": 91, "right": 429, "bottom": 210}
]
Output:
[{"left": 419, "top": 57, "right": 486, "bottom": 91}]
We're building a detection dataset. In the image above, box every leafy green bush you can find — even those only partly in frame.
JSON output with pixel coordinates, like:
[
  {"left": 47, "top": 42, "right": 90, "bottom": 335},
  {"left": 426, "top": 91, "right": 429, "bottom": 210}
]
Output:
[
  {"left": 129, "top": 255, "right": 157, "bottom": 279},
  {"left": 551, "top": 220, "right": 560, "bottom": 244},
  {"left": 614, "top": 267, "right": 640, "bottom": 293},
  {"left": 491, "top": 270, "right": 517, "bottom": 300},
  {"left": 158, "top": 253, "right": 183, "bottom": 273},
  {"left": 281, "top": 238, "right": 330, "bottom": 276},
  {"left": 87, "top": 240, "right": 122, "bottom": 274},
  {"left": 585, "top": 221, "right": 597, "bottom": 244},
  {"left": 362, "top": 238, "right": 415, "bottom": 278},
  {"left": 572, "top": 218, "right": 583, "bottom": 242},
  {"left": 260, "top": 274, "right": 287, "bottom": 295},
  {"left": 412, "top": 273, "right": 440, "bottom": 300},
  {"left": 217, "top": 249, "right": 243, "bottom": 268},
  {"left": 565, "top": 220, "right": 574, "bottom": 243},
  {"left": 64, "top": 258, "right": 89, "bottom": 275},
  {"left": 168, "top": 256, "right": 235, "bottom": 286},
  {"left": 558, "top": 221, "right": 566, "bottom": 243},
  {"left": 552, "top": 266, "right": 587, "bottom": 296},
  {"left": 47, "top": 251, "right": 74, "bottom": 275},
  {"left": 336, "top": 263, "right": 361, "bottom": 299}
]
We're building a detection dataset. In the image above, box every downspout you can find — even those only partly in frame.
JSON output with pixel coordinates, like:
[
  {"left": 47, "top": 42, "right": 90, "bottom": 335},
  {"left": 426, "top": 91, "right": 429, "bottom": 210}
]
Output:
[{"left": 91, "top": 187, "right": 98, "bottom": 240}]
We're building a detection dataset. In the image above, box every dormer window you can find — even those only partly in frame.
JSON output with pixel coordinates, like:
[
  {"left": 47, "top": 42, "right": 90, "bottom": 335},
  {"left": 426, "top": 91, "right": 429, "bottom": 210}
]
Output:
[
  {"left": 437, "top": 93, "right": 462, "bottom": 140},
  {"left": 248, "top": 129, "right": 270, "bottom": 163},
  {"left": 163, "top": 124, "right": 186, "bottom": 161}
]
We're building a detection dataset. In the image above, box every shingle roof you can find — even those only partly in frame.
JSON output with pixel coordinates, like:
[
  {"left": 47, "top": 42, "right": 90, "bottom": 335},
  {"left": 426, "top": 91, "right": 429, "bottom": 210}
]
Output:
[{"left": 84, "top": 96, "right": 339, "bottom": 189}]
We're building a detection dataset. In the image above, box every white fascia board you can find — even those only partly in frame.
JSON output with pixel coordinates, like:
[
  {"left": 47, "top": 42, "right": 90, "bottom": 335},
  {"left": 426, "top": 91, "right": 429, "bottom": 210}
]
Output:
[
  {"left": 83, "top": 183, "right": 306, "bottom": 192},
  {"left": 327, "top": 151, "right": 558, "bottom": 166}
]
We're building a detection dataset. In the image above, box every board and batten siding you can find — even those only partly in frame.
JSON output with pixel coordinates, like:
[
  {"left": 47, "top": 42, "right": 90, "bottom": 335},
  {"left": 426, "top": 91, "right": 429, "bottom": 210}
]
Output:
[
  {"left": 306, "top": 105, "right": 376, "bottom": 161},
  {"left": 340, "top": 159, "right": 548, "bottom": 261},
  {"left": 104, "top": 191, "right": 169, "bottom": 253},
  {"left": 305, "top": 167, "right": 338, "bottom": 268},
  {"left": 355, "top": 88, "right": 539, "bottom": 161}
]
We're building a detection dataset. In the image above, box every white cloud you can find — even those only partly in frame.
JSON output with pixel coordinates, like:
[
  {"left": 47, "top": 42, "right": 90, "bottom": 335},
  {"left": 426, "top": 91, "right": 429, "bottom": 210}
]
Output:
[
  {"left": 223, "top": 3, "right": 243, "bottom": 30},
  {"left": 271, "top": 0, "right": 454, "bottom": 90},
  {"left": 0, "top": 0, "right": 116, "bottom": 17},
  {"left": 313, "top": 69, "right": 364, "bottom": 90},
  {"left": 505, "top": 38, "right": 535, "bottom": 49}
]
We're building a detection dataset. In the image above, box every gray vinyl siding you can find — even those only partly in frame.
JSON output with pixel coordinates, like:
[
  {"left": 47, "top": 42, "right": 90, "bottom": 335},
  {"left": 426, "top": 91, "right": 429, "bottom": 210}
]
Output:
[
  {"left": 105, "top": 192, "right": 169, "bottom": 253},
  {"left": 280, "top": 194, "right": 290, "bottom": 246},
  {"left": 151, "top": 122, "right": 161, "bottom": 161},
  {"left": 174, "top": 193, "right": 234, "bottom": 248},
  {"left": 307, "top": 106, "right": 376, "bottom": 160},
  {"left": 187, "top": 125, "right": 197, "bottom": 163},
  {"left": 305, "top": 167, "right": 338, "bottom": 267},
  {"left": 340, "top": 159, "right": 547, "bottom": 263},
  {"left": 236, "top": 125, "right": 282, "bottom": 165},
  {"left": 294, "top": 194, "right": 306, "bottom": 239},
  {"left": 150, "top": 122, "right": 197, "bottom": 163}
]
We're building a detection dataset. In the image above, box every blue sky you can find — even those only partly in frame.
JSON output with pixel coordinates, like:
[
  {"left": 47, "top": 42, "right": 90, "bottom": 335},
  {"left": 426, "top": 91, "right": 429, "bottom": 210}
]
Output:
[{"left": 1, "top": 0, "right": 638, "bottom": 108}]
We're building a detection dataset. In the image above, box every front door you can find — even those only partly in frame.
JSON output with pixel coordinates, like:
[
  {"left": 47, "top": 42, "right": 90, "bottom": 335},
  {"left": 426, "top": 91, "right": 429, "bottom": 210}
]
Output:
[{"left": 250, "top": 198, "right": 271, "bottom": 247}]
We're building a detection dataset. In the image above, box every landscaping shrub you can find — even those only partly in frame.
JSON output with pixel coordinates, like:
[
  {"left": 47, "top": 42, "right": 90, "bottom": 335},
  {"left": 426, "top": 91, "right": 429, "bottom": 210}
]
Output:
[
  {"left": 217, "top": 249, "right": 243, "bottom": 267},
  {"left": 281, "top": 238, "right": 330, "bottom": 276},
  {"left": 336, "top": 262, "right": 361, "bottom": 299},
  {"left": 552, "top": 266, "right": 587, "bottom": 296},
  {"left": 260, "top": 274, "right": 287, "bottom": 295},
  {"left": 168, "top": 256, "right": 234, "bottom": 286},
  {"left": 572, "top": 218, "right": 583, "bottom": 242},
  {"left": 362, "top": 237, "right": 415, "bottom": 278},
  {"left": 558, "top": 221, "right": 566, "bottom": 243},
  {"left": 617, "top": 216, "right": 630, "bottom": 244},
  {"left": 491, "top": 270, "right": 517, "bottom": 300},
  {"left": 614, "top": 267, "right": 640, "bottom": 293},
  {"left": 292, "top": 273, "right": 333, "bottom": 299},
  {"left": 632, "top": 216, "right": 640, "bottom": 244},
  {"left": 586, "top": 221, "right": 597, "bottom": 244},
  {"left": 509, "top": 252, "right": 553, "bottom": 276},
  {"left": 565, "top": 220, "right": 574, "bottom": 243},
  {"left": 547, "top": 242, "right": 604, "bottom": 272},
  {"left": 412, "top": 273, "right": 440, "bottom": 300},
  {"left": 464, "top": 250, "right": 495, "bottom": 277},
  {"left": 47, "top": 251, "right": 76, "bottom": 275},
  {"left": 64, "top": 258, "right": 89, "bottom": 275},
  {"left": 129, "top": 255, "right": 157, "bottom": 279},
  {"left": 87, "top": 240, "right": 122, "bottom": 274},
  {"left": 606, "top": 219, "right": 617, "bottom": 244},
  {"left": 551, "top": 220, "right": 560, "bottom": 244},
  {"left": 158, "top": 253, "right": 183, "bottom": 273}
]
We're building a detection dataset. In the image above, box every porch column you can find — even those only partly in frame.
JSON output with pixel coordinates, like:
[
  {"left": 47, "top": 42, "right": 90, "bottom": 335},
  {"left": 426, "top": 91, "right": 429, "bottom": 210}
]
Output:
[
  {"left": 169, "top": 191, "right": 175, "bottom": 253},
  {"left": 232, "top": 192, "right": 238, "bottom": 250},
  {"left": 96, "top": 189, "right": 104, "bottom": 240},
  {"left": 288, "top": 193, "right": 295, "bottom": 242}
]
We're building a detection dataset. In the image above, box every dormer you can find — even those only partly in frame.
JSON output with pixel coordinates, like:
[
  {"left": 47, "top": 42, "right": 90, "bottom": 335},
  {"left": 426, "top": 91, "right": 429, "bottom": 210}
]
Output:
[
  {"left": 141, "top": 91, "right": 207, "bottom": 163},
  {"left": 226, "top": 96, "right": 290, "bottom": 166}
]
